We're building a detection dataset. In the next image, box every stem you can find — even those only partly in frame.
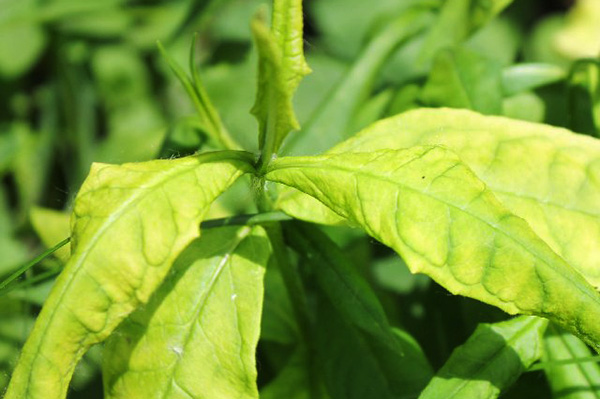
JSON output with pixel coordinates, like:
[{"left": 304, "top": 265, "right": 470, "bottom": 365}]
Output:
[
  {"left": 158, "top": 41, "right": 241, "bottom": 151},
  {"left": 0, "top": 238, "right": 70, "bottom": 295},
  {"left": 3, "top": 267, "right": 62, "bottom": 298},
  {"left": 200, "top": 211, "right": 292, "bottom": 229}
]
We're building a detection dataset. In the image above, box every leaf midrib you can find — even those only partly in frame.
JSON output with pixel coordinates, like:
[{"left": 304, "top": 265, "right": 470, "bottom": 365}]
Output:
[{"left": 161, "top": 226, "right": 253, "bottom": 399}]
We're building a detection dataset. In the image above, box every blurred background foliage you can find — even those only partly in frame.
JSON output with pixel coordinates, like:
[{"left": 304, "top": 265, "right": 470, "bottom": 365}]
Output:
[{"left": 0, "top": 0, "right": 599, "bottom": 397}]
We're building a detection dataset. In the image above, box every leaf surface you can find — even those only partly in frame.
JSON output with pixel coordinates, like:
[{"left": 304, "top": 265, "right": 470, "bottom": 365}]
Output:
[
  {"left": 286, "top": 222, "right": 433, "bottom": 397},
  {"left": 330, "top": 108, "right": 600, "bottom": 289},
  {"left": 419, "top": 316, "right": 547, "bottom": 399},
  {"left": 4, "top": 151, "right": 253, "bottom": 399},
  {"left": 279, "top": 108, "right": 600, "bottom": 289},
  {"left": 103, "top": 225, "right": 270, "bottom": 399},
  {"left": 266, "top": 148, "right": 600, "bottom": 349}
]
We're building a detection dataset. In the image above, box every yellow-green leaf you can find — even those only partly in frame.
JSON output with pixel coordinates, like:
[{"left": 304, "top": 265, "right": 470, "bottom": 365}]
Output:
[
  {"left": 265, "top": 148, "right": 600, "bottom": 350},
  {"left": 103, "top": 225, "right": 270, "bottom": 399},
  {"left": 30, "top": 207, "right": 71, "bottom": 263},
  {"left": 279, "top": 108, "right": 600, "bottom": 289},
  {"left": 5, "top": 151, "right": 253, "bottom": 399}
]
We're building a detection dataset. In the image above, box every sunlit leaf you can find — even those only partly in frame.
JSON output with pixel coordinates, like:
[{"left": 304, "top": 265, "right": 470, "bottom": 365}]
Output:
[
  {"left": 325, "top": 108, "right": 600, "bottom": 289},
  {"left": 4, "top": 151, "right": 253, "bottom": 399},
  {"left": 266, "top": 147, "right": 600, "bottom": 349}
]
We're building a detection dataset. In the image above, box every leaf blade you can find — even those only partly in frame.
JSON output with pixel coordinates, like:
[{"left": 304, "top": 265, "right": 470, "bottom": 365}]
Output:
[
  {"left": 419, "top": 316, "right": 547, "bottom": 399},
  {"left": 265, "top": 148, "right": 600, "bottom": 350},
  {"left": 330, "top": 108, "right": 600, "bottom": 289},
  {"left": 103, "top": 225, "right": 270, "bottom": 399},
  {"left": 543, "top": 324, "right": 600, "bottom": 399},
  {"left": 5, "top": 151, "right": 253, "bottom": 399}
]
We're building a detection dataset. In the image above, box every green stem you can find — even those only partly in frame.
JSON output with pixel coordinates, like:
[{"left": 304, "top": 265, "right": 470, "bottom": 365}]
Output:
[
  {"left": 3, "top": 267, "right": 62, "bottom": 298},
  {"left": 0, "top": 238, "right": 70, "bottom": 295},
  {"left": 158, "top": 41, "right": 241, "bottom": 151},
  {"left": 200, "top": 211, "right": 292, "bottom": 229}
]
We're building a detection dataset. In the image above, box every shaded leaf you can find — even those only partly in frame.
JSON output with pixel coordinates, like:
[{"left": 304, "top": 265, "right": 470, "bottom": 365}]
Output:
[
  {"left": 265, "top": 147, "right": 600, "bottom": 349},
  {"left": 282, "top": 8, "right": 432, "bottom": 156},
  {"left": 419, "top": 316, "right": 547, "bottom": 399},
  {"left": 286, "top": 222, "right": 433, "bottom": 397},
  {"left": 4, "top": 151, "right": 253, "bottom": 399},
  {"left": 419, "top": 0, "right": 514, "bottom": 63},
  {"left": 104, "top": 225, "right": 270, "bottom": 399},
  {"left": 419, "top": 46, "right": 503, "bottom": 114},
  {"left": 260, "top": 348, "right": 310, "bottom": 399},
  {"left": 314, "top": 294, "right": 430, "bottom": 399}
]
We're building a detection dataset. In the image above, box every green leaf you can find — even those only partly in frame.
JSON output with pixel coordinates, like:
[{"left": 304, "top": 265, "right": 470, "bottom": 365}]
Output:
[
  {"left": 103, "top": 225, "right": 270, "bottom": 399},
  {"left": 314, "top": 294, "right": 430, "bottom": 399},
  {"left": 0, "top": 0, "right": 46, "bottom": 78},
  {"left": 325, "top": 108, "right": 600, "bottom": 290},
  {"left": 265, "top": 147, "right": 600, "bottom": 350},
  {"left": 260, "top": 348, "right": 311, "bottom": 399},
  {"left": 542, "top": 324, "right": 600, "bottom": 399},
  {"left": 419, "top": 0, "right": 514, "bottom": 63},
  {"left": 251, "top": 0, "right": 311, "bottom": 168},
  {"left": 567, "top": 60, "right": 600, "bottom": 137},
  {"left": 285, "top": 222, "right": 433, "bottom": 397},
  {"left": 419, "top": 316, "right": 547, "bottom": 399},
  {"left": 261, "top": 255, "right": 300, "bottom": 344},
  {"left": 4, "top": 151, "right": 254, "bottom": 399},
  {"left": 309, "top": 0, "right": 440, "bottom": 60},
  {"left": 282, "top": 8, "right": 432, "bottom": 156},
  {"left": 502, "top": 63, "right": 566, "bottom": 96},
  {"left": 419, "top": 46, "right": 503, "bottom": 114}
]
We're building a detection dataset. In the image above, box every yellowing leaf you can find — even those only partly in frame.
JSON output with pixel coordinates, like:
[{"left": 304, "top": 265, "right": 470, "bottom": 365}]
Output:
[
  {"left": 5, "top": 151, "right": 253, "bottom": 399},
  {"left": 266, "top": 148, "right": 600, "bottom": 350},
  {"left": 104, "top": 225, "right": 270, "bottom": 399},
  {"left": 280, "top": 108, "right": 600, "bottom": 289},
  {"left": 30, "top": 207, "right": 71, "bottom": 263}
]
